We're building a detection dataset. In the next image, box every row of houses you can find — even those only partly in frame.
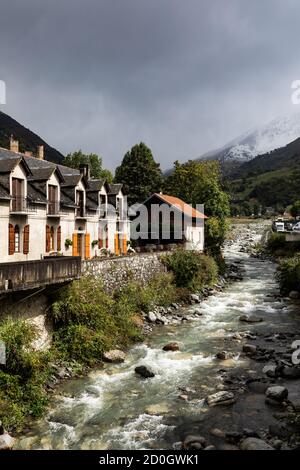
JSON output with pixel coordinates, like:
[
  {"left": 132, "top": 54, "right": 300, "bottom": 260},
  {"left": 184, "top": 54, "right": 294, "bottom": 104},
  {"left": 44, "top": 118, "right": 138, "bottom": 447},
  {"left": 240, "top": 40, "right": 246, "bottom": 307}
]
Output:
[{"left": 0, "top": 138, "right": 130, "bottom": 263}]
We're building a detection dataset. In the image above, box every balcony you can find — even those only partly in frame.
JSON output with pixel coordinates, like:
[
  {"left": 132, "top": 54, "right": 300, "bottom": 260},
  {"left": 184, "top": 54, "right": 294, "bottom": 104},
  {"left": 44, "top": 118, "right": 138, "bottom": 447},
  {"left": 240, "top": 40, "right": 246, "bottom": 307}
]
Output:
[
  {"left": 47, "top": 200, "right": 61, "bottom": 217},
  {"left": 10, "top": 197, "right": 36, "bottom": 215}
]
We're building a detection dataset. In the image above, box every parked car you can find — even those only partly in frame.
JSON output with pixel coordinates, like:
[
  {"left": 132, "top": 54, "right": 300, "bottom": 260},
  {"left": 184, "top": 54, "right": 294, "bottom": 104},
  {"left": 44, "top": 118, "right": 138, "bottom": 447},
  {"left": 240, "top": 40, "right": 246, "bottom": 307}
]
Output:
[{"left": 292, "top": 222, "right": 300, "bottom": 232}]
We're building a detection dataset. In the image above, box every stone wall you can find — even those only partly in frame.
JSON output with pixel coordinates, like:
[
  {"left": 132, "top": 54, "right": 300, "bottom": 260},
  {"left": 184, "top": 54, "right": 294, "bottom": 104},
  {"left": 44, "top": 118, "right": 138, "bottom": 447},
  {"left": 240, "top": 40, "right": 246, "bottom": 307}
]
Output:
[{"left": 82, "top": 252, "right": 169, "bottom": 290}]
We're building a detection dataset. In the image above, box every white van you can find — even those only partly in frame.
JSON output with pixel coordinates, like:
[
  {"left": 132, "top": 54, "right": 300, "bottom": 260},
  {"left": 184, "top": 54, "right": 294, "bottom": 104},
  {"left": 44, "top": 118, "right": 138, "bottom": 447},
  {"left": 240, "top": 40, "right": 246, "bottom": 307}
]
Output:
[{"left": 292, "top": 222, "right": 300, "bottom": 232}]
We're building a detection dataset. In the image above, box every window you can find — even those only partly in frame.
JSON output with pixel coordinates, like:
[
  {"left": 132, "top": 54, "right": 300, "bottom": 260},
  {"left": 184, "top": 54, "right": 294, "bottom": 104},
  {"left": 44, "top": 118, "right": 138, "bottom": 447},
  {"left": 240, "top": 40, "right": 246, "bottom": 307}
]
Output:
[
  {"left": 14, "top": 225, "right": 20, "bottom": 253},
  {"left": 50, "top": 226, "right": 55, "bottom": 251}
]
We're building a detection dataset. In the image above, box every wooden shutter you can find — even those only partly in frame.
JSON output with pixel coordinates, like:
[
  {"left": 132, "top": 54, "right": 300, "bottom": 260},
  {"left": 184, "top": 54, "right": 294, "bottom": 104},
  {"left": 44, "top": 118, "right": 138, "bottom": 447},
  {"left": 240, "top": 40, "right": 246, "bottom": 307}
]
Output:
[
  {"left": 99, "top": 237, "right": 103, "bottom": 249},
  {"left": 57, "top": 226, "right": 61, "bottom": 251},
  {"left": 114, "top": 233, "right": 119, "bottom": 255},
  {"left": 123, "top": 236, "right": 127, "bottom": 254},
  {"left": 23, "top": 225, "right": 30, "bottom": 254},
  {"left": 8, "top": 223, "right": 15, "bottom": 255},
  {"left": 46, "top": 225, "right": 51, "bottom": 252},
  {"left": 85, "top": 233, "right": 91, "bottom": 259},
  {"left": 72, "top": 233, "right": 78, "bottom": 256}
]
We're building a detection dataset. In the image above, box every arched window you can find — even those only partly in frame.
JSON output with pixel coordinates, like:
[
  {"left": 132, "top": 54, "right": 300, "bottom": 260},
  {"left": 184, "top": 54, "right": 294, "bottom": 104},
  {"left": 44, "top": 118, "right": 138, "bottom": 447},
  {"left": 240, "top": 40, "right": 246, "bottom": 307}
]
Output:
[{"left": 14, "top": 225, "right": 20, "bottom": 253}]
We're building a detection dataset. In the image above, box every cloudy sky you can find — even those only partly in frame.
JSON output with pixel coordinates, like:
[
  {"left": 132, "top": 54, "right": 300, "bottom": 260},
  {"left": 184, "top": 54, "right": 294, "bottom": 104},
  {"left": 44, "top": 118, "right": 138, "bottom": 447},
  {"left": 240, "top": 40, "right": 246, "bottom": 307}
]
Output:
[{"left": 1, "top": 0, "right": 300, "bottom": 170}]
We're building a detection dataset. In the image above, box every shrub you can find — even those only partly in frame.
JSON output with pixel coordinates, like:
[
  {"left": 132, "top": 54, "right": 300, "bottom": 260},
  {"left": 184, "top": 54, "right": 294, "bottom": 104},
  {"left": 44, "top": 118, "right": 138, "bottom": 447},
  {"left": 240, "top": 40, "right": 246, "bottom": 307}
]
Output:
[
  {"left": 275, "top": 255, "right": 300, "bottom": 293},
  {"left": 162, "top": 249, "right": 218, "bottom": 290},
  {"left": 266, "top": 232, "right": 286, "bottom": 253},
  {"left": 0, "top": 319, "right": 50, "bottom": 431}
]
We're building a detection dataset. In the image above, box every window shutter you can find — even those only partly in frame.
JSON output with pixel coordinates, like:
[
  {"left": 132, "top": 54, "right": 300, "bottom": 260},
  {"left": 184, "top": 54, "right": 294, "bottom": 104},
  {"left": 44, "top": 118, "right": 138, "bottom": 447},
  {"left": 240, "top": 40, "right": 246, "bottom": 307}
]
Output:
[
  {"left": 72, "top": 233, "right": 78, "bottom": 256},
  {"left": 57, "top": 226, "right": 61, "bottom": 251},
  {"left": 46, "top": 225, "right": 50, "bottom": 252},
  {"left": 114, "top": 233, "right": 119, "bottom": 255},
  {"left": 23, "top": 225, "right": 30, "bottom": 254},
  {"left": 123, "top": 236, "right": 127, "bottom": 254},
  {"left": 8, "top": 223, "right": 15, "bottom": 255},
  {"left": 99, "top": 238, "right": 103, "bottom": 249},
  {"left": 85, "top": 233, "right": 91, "bottom": 259}
]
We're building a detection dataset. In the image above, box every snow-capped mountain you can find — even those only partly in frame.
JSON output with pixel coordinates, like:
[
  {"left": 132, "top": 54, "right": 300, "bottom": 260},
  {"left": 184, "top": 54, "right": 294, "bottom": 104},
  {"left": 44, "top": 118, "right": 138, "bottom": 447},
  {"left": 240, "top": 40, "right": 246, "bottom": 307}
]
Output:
[{"left": 198, "top": 112, "right": 300, "bottom": 164}]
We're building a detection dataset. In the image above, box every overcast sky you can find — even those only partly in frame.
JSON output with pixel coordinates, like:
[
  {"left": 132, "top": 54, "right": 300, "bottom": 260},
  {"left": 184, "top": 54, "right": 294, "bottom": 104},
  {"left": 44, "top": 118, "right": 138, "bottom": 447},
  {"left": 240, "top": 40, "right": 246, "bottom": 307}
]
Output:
[{"left": 1, "top": 0, "right": 300, "bottom": 170}]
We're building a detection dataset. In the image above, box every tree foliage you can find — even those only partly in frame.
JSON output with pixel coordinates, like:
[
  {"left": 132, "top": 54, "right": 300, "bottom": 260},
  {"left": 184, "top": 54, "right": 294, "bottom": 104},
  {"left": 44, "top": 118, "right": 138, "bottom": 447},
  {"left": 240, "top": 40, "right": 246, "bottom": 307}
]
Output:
[
  {"left": 63, "top": 150, "right": 113, "bottom": 181},
  {"left": 164, "top": 160, "right": 230, "bottom": 252},
  {"left": 290, "top": 200, "right": 300, "bottom": 219},
  {"left": 114, "top": 142, "right": 163, "bottom": 205}
]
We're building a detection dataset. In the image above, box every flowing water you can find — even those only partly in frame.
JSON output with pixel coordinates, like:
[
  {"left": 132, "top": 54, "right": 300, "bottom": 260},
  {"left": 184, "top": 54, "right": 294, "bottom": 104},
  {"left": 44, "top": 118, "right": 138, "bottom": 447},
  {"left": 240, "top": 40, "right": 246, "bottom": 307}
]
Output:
[{"left": 16, "top": 224, "right": 300, "bottom": 450}]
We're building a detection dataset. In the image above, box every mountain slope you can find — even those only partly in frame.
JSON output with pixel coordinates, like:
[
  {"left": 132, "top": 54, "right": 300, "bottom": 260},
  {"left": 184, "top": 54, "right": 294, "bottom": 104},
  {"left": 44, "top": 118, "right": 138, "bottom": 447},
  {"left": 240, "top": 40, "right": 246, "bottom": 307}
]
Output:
[
  {"left": 197, "top": 112, "right": 300, "bottom": 168},
  {"left": 0, "top": 111, "right": 64, "bottom": 163}
]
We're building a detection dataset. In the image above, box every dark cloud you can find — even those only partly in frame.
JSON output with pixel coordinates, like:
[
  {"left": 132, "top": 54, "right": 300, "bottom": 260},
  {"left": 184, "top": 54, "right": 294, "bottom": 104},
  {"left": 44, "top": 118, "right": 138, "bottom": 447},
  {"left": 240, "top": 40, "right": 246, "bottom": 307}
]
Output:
[{"left": 0, "top": 0, "right": 300, "bottom": 169}]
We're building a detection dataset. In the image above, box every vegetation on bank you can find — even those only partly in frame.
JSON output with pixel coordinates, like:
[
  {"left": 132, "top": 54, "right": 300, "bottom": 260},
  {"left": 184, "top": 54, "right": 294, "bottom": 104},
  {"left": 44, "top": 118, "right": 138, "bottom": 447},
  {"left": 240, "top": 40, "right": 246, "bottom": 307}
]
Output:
[{"left": 0, "top": 251, "right": 218, "bottom": 432}]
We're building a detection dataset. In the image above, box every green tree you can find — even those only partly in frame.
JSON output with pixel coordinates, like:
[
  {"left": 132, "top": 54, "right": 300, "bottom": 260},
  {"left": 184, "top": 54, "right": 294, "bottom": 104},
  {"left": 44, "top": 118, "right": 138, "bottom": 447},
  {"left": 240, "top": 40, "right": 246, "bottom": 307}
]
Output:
[
  {"left": 63, "top": 150, "right": 113, "bottom": 181},
  {"left": 290, "top": 200, "right": 300, "bottom": 219},
  {"left": 114, "top": 142, "right": 163, "bottom": 205},
  {"left": 164, "top": 160, "right": 230, "bottom": 254}
]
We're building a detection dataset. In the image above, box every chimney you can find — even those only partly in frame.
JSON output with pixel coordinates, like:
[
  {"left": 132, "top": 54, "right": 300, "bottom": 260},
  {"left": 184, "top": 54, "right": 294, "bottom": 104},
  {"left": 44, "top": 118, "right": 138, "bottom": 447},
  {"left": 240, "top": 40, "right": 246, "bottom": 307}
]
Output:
[
  {"left": 10, "top": 135, "right": 19, "bottom": 153},
  {"left": 79, "top": 164, "right": 90, "bottom": 180},
  {"left": 37, "top": 145, "right": 44, "bottom": 160},
  {"left": 24, "top": 151, "right": 33, "bottom": 157}
]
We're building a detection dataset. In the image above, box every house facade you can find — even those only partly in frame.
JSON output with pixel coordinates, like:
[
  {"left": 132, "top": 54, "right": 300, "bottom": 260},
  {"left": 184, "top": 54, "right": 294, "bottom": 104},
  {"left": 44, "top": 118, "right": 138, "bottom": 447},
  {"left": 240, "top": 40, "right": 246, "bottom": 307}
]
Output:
[
  {"left": 131, "top": 193, "right": 206, "bottom": 251},
  {"left": 0, "top": 139, "right": 130, "bottom": 263}
]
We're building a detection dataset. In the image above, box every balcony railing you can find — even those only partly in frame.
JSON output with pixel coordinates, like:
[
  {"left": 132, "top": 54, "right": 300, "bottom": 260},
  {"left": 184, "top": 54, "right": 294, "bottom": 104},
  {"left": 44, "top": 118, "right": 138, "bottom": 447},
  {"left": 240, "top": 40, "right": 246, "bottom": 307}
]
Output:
[
  {"left": 10, "top": 197, "right": 36, "bottom": 214},
  {"left": 47, "top": 200, "right": 60, "bottom": 216}
]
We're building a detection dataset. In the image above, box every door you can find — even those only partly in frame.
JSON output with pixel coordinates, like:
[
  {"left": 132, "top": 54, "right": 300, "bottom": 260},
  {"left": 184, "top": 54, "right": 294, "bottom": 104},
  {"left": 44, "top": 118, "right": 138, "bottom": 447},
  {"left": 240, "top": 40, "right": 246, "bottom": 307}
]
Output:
[{"left": 77, "top": 233, "right": 83, "bottom": 258}]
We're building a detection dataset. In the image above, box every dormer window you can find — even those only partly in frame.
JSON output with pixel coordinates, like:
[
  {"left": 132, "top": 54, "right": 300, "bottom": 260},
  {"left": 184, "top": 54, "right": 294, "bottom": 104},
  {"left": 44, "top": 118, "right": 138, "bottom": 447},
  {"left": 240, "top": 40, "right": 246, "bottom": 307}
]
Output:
[{"left": 11, "top": 178, "right": 24, "bottom": 212}]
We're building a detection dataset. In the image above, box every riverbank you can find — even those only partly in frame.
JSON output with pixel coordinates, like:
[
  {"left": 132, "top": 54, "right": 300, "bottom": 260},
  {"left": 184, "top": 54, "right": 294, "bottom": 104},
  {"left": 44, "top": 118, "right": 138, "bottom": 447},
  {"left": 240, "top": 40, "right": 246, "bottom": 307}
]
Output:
[{"left": 11, "top": 221, "right": 299, "bottom": 450}]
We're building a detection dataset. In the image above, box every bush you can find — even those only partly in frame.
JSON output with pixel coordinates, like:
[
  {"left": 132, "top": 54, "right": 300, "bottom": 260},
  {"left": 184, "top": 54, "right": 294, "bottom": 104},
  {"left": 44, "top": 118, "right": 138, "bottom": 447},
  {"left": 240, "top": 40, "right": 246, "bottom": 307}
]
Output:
[
  {"left": 275, "top": 255, "right": 300, "bottom": 293},
  {"left": 0, "top": 319, "right": 50, "bottom": 431},
  {"left": 266, "top": 232, "right": 286, "bottom": 253},
  {"left": 162, "top": 249, "right": 218, "bottom": 290}
]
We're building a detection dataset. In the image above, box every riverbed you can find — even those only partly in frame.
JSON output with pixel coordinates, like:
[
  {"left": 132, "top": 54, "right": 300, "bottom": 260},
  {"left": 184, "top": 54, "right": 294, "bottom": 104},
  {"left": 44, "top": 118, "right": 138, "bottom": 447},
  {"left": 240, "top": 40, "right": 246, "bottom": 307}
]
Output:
[{"left": 16, "top": 223, "right": 300, "bottom": 450}]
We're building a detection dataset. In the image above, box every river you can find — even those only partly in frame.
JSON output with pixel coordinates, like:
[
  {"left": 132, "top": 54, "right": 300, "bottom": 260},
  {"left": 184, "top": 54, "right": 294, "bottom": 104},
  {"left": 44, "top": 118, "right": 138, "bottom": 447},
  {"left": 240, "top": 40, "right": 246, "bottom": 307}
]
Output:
[{"left": 16, "top": 223, "right": 300, "bottom": 450}]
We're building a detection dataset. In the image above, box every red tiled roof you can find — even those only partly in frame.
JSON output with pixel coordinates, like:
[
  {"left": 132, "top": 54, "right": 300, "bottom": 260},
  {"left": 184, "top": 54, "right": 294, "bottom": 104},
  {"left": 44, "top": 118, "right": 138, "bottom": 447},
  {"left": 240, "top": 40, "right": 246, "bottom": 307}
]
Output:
[{"left": 154, "top": 193, "right": 207, "bottom": 219}]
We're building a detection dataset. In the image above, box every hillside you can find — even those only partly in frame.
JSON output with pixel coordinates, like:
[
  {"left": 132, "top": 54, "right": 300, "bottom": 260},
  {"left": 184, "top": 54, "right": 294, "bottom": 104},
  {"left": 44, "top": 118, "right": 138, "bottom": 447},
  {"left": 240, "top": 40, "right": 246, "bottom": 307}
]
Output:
[
  {"left": 0, "top": 111, "right": 64, "bottom": 163},
  {"left": 228, "top": 137, "right": 300, "bottom": 213}
]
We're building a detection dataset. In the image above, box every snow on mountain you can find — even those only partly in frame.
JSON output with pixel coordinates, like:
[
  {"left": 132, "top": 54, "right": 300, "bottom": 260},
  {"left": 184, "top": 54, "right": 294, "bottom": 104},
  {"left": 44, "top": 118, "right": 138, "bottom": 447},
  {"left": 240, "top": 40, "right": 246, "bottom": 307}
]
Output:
[{"left": 199, "top": 112, "right": 300, "bottom": 164}]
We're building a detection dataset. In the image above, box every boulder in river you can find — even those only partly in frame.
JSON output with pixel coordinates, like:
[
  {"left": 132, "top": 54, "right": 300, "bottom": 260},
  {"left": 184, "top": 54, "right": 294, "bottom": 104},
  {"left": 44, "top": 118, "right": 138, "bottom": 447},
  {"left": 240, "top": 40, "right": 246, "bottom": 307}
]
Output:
[
  {"left": 239, "top": 315, "right": 263, "bottom": 323},
  {"left": 163, "top": 342, "right": 180, "bottom": 352},
  {"left": 0, "top": 433, "right": 15, "bottom": 450},
  {"left": 147, "top": 312, "right": 157, "bottom": 323},
  {"left": 182, "top": 435, "right": 207, "bottom": 450},
  {"left": 242, "top": 344, "right": 257, "bottom": 354},
  {"left": 280, "top": 366, "right": 300, "bottom": 379},
  {"left": 103, "top": 349, "right": 126, "bottom": 363},
  {"left": 289, "top": 290, "right": 300, "bottom": 299},
  {"left": 135, "top": 365, "right": 155, "bottom": 379},
  {"left": 240, "top": 437, "right": 274, "bottom": 450},
  {"left": 265, "top": 386, "right": 288, "bottom": 402},
  {"left": 190, "top": 294, "right": 201, "bottom": 303},
  {"left": 215, "top": 351, "right": 228, "bottom": 360},
  {"left": 206, "top": 391, "right": 236, "bottom": 407}
]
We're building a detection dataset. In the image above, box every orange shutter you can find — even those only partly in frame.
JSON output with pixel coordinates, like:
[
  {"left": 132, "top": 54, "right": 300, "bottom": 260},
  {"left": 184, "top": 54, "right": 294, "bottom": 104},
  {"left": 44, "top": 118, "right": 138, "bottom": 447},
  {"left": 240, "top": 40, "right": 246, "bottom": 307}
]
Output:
[
  {"left": 8, "top": 223, "right": 15, "bottom": 255},
  {"left": 57, "top": 226, "right": 61, "bottom": 251},
  {"left": 72, "top": 233, "right": 78, "bottom": 256},
  {"left": 114, "top": 233, "right": 119, "bottom": 255},
  {"left": 85, "top": 233, "right": 91, "bottom": 259},
  {"left": 46, "top": 225, "right": 51, "bottom": 252},
  {"left": 23, "top": 225, "right": 30, "bottom": 254},
  {"left": 123, "top": 236, "right": 127, "bottom": 254}
]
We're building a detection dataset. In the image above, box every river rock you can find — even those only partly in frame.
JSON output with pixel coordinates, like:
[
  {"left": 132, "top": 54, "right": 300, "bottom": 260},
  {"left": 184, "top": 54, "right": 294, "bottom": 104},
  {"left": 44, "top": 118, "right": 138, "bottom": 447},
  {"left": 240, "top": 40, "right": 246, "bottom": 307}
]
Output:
[
  {"left": 240, "top": 437, "right": 274, "bottom": 450},
  {"left": 242, "top": 344, "right": 257, "bottom": 354},
  {"left": 209, "top": 428, "right": 225, "bottom": 438},
  {"left": 135, "top": 366, "right": 155, "bottom": 379},
  {"left": 103, "top": 349, "right": 125, "bottom": 363},
  {"left": 147, "top": 312, "right": 157, "bottom": 323},
  {"left": 206, "top": 391, "right": 236, "bottom": 406},
  {"left": 289, "top": 291, "right": 299, "bottom": 299},
  {"left": 239, "top": 315, "right": 263, "bottom": 323},
  {"left": 265, "top": 386, "right": 288, "bottom": 402},
  {"left": 190, "top": 294, "right": 201, "bottom": 303},
  {"left": 280, "top": 366, "right": 300, "bottom": 379},
  {"left": 163, "top": 342, "right": 180, "bottom": 352},
  {"left": 182, "top": 435, "right": 207, "bottom": 450},
  {"left": 0, "top": 433, "right": 15, "bottom": 450},
  {"left": 215, "top": 351, "right": 228, "bottom": 360}
]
